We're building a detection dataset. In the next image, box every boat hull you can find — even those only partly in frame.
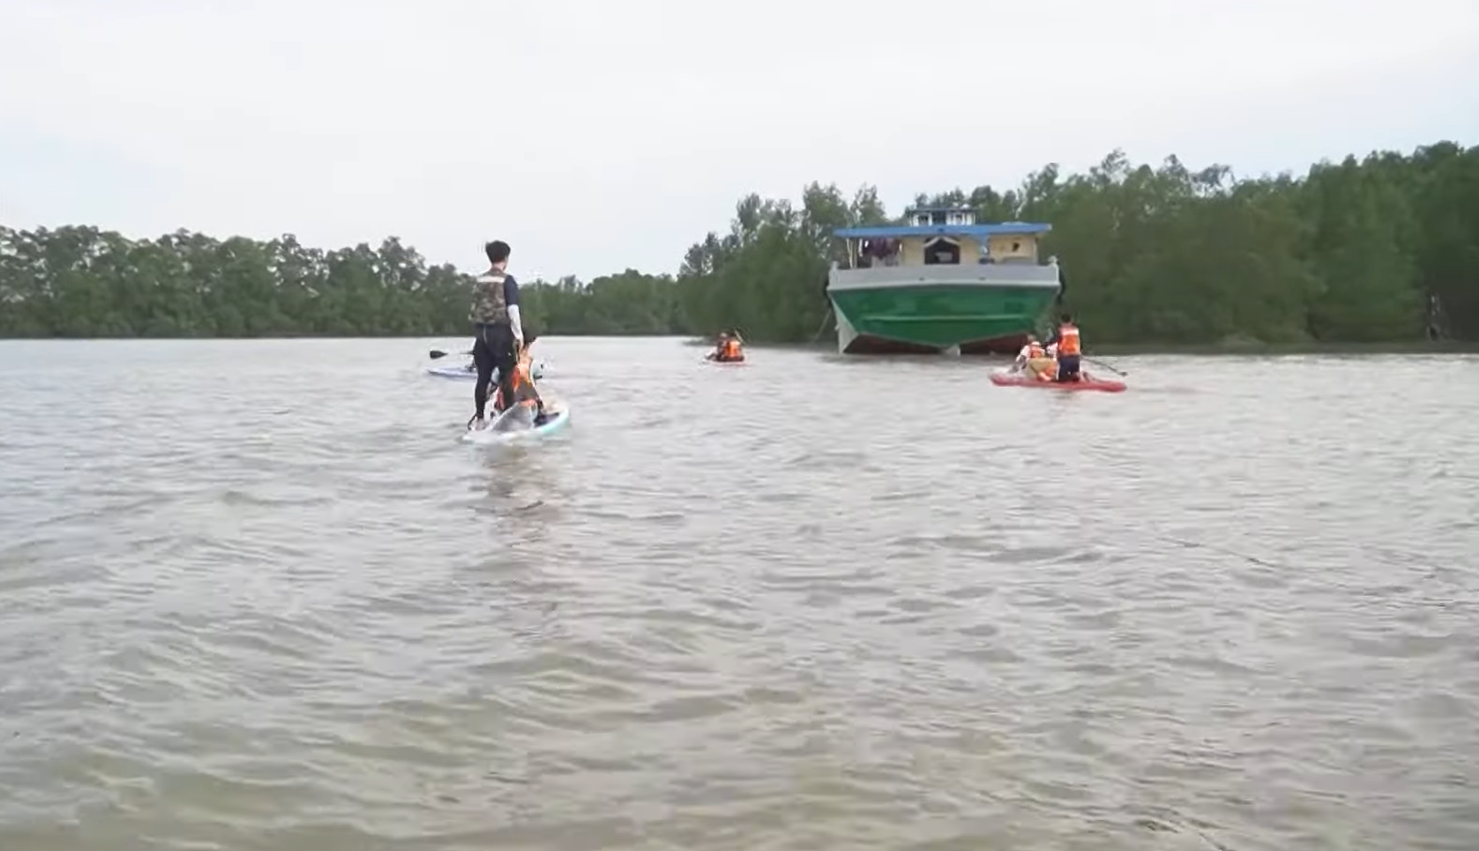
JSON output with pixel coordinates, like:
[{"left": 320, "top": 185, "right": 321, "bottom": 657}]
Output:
[{"left": 826, "top": 265, "right": 1060, "bottom": 355}]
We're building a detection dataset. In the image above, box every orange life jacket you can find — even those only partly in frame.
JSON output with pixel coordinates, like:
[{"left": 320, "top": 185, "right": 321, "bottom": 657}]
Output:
[
  {"left": 495, "top": 354, "right": 539, "bottom": 409},
  {"left": 724, "top": 339, "right": 741, "bottom": 358},
  {"left": 515, "top": 358, "right": 539, "bottom": 404},
  {"left": 1057, "top": 324, "right": 1081, "bottom": 356}
]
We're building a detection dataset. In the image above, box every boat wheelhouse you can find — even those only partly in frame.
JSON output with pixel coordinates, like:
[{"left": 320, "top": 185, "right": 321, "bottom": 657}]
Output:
[{"left": 825, "top": 206, "right": 1062, "bottom": 355}]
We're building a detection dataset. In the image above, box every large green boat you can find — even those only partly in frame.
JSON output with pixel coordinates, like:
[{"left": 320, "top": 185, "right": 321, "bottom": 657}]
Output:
[{"left": 826, "top": 206, "right": 1063, "bottom": 355}]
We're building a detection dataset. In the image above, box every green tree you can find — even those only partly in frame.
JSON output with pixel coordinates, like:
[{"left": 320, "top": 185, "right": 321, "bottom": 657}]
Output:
[{"left": 3, "top": 141, "right": 1475, "bottom": 343}]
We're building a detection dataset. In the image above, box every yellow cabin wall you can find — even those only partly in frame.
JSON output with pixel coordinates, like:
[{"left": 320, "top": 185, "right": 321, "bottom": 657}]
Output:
[
  {"left": 987, "top": 234, "right": 1039, "bottom": 262},
  {"left": 900, "top": 238, "right": 925, "bottom": 266}
]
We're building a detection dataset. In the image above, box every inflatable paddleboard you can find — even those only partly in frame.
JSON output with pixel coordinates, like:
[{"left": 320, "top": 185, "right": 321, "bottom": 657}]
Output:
[
  {"left": 426, "top": 363, "right": 477, "bottom": 379},
  {"left": 426, "top": 361, "right": 545, "bottom": 380},
  {"left": 461, "top": 404, "right": 571, "bottom": 445},
  {"left": 989, "top": 368, "right": 1126, "bottom": 393}
]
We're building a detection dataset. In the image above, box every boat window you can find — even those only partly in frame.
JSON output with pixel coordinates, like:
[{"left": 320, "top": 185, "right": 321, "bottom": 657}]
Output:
[
  {"left": 923, "top": 237, "right": 960, "bottom": 265},
  {"left": 860, "top": 237, "right": 900, "bottom": 268}
]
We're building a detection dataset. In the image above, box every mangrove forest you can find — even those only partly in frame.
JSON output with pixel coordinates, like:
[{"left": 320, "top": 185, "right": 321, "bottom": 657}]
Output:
[{"left": 1, "top": 140, "right": 1475, "bottom": 344}]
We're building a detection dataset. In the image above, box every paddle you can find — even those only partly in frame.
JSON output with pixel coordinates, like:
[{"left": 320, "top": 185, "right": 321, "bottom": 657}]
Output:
[
  {"left": 1084, "top": 356, "right": 1127, "bottom": 376},
  {"left": 429, "top": 348, "right": 472, "bottom": 360}
]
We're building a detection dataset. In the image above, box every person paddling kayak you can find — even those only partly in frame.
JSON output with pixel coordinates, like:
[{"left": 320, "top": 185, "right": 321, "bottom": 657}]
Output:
[
  {"left": 707, "top": 331, "right": 745, "bottom": 362},
  {"left": 1043, "top": 312, "right": 1083, "bottom": 383},
  {"left": 467, "top": 240, "right": 523, "bottom": 431}
]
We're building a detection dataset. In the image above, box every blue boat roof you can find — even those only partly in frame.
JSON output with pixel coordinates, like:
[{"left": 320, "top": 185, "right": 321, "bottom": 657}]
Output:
[{"left": 834, "top": 222, "right": 1052, "bottom": 239}]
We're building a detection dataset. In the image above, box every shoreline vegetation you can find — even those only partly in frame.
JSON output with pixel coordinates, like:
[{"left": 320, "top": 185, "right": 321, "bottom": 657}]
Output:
[
  {"left": 4, "top": 334, "right": 1476, "bottom": 357},
  {"left": 2, "top": 141, "right": 1474, "bottom": 345}
]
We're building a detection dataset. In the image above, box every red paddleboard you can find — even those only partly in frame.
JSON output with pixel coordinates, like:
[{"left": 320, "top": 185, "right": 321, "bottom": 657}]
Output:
[{"left": 989, "top": 368, "right": 1126, "bottom": 393}]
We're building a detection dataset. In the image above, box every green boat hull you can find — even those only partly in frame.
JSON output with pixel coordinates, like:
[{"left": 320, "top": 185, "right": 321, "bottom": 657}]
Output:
[{"left": 828, "top": 284, "right": 1060, "bottom": 355}]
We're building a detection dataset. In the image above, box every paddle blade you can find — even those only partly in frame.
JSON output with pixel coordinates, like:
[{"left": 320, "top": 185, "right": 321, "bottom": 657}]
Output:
[{"left": 429, "top": 349, "right": 448, "bottom": 359}]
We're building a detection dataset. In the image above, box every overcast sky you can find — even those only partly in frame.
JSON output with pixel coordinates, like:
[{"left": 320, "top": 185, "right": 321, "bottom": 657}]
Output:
[{"left": 2, "top": 0, "right": 1476, "bottom": 281}]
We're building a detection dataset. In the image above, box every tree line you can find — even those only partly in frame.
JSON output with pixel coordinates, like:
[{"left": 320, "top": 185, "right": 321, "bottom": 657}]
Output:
[{"left": 1, "top": 140, "right": 1474, "bottom": 344}]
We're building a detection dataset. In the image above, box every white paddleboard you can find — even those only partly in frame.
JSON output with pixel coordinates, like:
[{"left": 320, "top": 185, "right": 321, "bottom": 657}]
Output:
[
  {"left": 461, "top": 404, "right": 571, "bottom": 445},
  {"left": 427, "top": 361, "right": 545, "bottom": 380}
]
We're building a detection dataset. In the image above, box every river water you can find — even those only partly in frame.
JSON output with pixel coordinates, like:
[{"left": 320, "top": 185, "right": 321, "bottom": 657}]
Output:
[{"left": 0, "top": 338, "right": 1475, "bottom": 851}]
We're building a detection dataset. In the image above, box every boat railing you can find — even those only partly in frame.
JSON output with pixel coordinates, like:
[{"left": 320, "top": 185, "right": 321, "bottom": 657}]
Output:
[{"left": 828, "top": 262, "right": 1060, "bottom": 290}]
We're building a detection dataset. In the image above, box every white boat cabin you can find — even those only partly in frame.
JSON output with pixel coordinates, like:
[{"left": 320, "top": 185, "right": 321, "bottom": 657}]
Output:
[{"left": 836, "top": 206, "right": 1052, "bottom": 270}]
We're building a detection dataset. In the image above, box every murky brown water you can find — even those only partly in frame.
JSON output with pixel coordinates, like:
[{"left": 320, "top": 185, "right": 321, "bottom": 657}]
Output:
[{"left": 1, "top": 339, "right": 1476, "bottom": 850}]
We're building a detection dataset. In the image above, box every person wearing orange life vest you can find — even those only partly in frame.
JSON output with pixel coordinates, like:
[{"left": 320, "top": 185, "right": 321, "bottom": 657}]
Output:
[
  {"left": 1013, "top": 336, "right": 1042, "bottom": 370},
  {"left": 1043, "top": 312, "right": 1083, "bottom": 382},
  {"left": 1014, "top": 335, "right": 1052, "bottom": 380},
  {"left": 709, "top": 330, "right": 744, "bottom": 362}
]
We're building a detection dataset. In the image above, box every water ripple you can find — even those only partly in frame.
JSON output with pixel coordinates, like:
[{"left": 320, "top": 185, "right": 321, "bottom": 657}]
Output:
[{"left": 0, "top": 339, "right": 1476, "bottom": 850}]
